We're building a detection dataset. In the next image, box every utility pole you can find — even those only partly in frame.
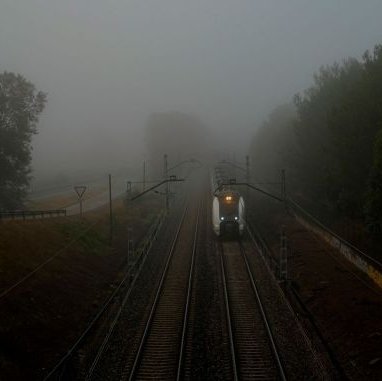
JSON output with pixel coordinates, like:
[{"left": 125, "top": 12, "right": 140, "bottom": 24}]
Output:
[
  {"left": 279, "top": 226, "right": 288, "bottom": 281},
  {"left": 127, "top": 227, "right": 133, "bottom": 266},
  {"left": 246, "top": 155, "right": 250, "bottom": 183},
  {"left": 246, "top": 155, "right": 250, "bottom": 220},
  {"left": 143, "top": 160, "right": 146, "bottom": 192},
  {"left": 281, "top": 169, "right": 286, "bottom": 205},
  {"left": 164, "top": 154, "right": 169, "bottom": 211},
  {"left": 109, "top": 174, "right": 113, "bottom": 244},
  {"left": 233, "top": 153, "right": 237, "bottom": 184},
  {"left": 126, "top": 181, "right": 132, "bottom": 195}
]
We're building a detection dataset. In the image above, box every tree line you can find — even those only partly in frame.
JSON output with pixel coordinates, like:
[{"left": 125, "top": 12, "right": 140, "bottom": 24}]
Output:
[{"left": 250, "top": 44, "right": 382, "bottom": 233}]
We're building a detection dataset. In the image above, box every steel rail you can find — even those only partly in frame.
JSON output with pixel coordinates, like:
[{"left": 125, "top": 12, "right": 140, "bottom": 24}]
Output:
[
  {"left": 128, "top": 201, "right": 197, "bottom": 380},
  {"left": 220, "top": 243, "right": 239, "bottom": 381},
  {"left": 85, "top": 212, "right": 164, "bottom": 380},
  {"left": 84, "top": 222, "right": 160, "bottom": 381},
  {"left": 239, "top": 242, "right": 287, "bottom": 381},
  {"left": 245, "top": 223, "right": 333, "bottom": 379},
  {"left": 176, "top": 200, "right": 201, "bottom": 381},
  {"left": 43, "top": 214, "right": 165, "bottom": 381}
]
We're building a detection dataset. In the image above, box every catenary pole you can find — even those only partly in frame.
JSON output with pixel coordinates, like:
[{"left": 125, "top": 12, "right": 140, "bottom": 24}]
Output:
[{"left": 109, "top": 174, "right": 113, "bottom": 243}]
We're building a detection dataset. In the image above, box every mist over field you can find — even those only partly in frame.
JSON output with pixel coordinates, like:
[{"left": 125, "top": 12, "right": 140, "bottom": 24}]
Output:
[{"left": 1, "top": 0, "right": 382, "bottom": 185}]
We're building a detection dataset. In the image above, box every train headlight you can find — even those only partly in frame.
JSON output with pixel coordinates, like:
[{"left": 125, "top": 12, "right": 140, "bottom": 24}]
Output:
[{"left": 225, "top": 196, "right": 232, "bottom": 201}]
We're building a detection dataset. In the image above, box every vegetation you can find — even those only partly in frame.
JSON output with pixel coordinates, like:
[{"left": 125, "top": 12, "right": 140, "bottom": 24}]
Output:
[
  {"left": 0, "top": 72, "right": 46, "bottom": 210},
  {"left": 249, "top": 44, "right": 382, "bottom": 232}
]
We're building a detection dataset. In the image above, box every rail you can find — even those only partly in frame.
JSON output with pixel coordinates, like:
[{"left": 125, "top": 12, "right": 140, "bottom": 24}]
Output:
[
  {"left": 245, "top": 224, "right": 333, "bottom": 379},
  {"left": 220, "top": 241, "right": 286, "bottom": 380},
  {"left": 177, "top": 201, "right": 200, "bottom": 381},
  {"left": 128, "top": 202, "right": 199, "bottom": 380},
  {"left": 239, "top": 242, "right": 287, "bottom": 380},
  {"left": 220, "top": 245, "right": 239, "bottom": 381},
  {"left": 43, "top": 211, "right": 166, "bottom": 380},
  {"left": 246, "top": 218, "right": 280, "bottom": 277}
]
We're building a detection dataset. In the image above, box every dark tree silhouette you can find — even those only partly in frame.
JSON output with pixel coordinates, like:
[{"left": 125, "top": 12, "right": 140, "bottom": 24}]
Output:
[{"left": 0, "top": 71, "right": 47, "bottom": 210}]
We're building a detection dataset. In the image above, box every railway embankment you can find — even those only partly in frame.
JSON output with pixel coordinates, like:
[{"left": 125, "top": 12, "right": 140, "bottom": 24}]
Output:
[
  {"left": 0, "top": 196, "right": 162, "bottom": 380},
  {"left": 249, "top": 197, "right": 382, "bottom": 380}
]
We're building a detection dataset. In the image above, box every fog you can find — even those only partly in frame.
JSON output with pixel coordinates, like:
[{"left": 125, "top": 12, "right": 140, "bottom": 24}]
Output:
[{"left": 1, "top": 0, "right": 381, "bottom": 182}]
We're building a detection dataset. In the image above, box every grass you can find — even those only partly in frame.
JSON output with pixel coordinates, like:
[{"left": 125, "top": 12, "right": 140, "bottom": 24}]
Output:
[{"left": 0, "top": 193, "right": 164, "bottom": 380}]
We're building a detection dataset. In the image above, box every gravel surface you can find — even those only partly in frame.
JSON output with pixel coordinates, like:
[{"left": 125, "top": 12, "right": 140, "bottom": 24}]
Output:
[
  {"left": 88, "top": 203, "right": 186, "bottom": 380},
  {"left": 249, "top": 199, "right": 382, "bottom": 380},
  {"left": 242, "top": 237, "right": 338, "bottom": 380},
  {"left": 185, "top": 193, "right": 232, "bottom": 381}
]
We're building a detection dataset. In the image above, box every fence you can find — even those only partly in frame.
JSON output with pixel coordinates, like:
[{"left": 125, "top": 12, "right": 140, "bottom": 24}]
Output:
[{"left": 0, "top": 209, "right": 66, "bottom": 221}]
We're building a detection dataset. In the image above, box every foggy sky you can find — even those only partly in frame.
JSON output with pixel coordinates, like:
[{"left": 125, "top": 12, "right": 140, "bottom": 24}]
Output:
[{"left": 1, "top": 0, "right": 381, "bottom": 178}]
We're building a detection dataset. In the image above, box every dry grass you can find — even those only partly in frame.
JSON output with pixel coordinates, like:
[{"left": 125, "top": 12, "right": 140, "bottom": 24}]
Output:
[
  {"left": 0, "top": 193, "right": 163, "bottom": 380},
  {"left": 25, "top": 186, "right": 108, "bottom": 210}
]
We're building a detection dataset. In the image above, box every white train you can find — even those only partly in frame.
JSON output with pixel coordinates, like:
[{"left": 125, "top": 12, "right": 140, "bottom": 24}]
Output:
[{"left": 212, "top": 190, "right": 245, "bottom": 237}]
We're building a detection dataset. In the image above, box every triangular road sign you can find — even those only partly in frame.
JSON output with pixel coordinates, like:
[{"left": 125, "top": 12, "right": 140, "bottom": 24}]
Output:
[{"left": 74, "top": 186, "right": 87, "bottom": 198}]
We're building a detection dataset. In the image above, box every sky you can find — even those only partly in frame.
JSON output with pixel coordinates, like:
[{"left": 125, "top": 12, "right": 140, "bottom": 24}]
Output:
[{"left": 1, "top": 0, "right": 382, "bottom": 179}]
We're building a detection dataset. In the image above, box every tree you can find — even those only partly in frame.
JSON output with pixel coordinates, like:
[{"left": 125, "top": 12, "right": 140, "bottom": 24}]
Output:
[
  {"left": 249, "top": 43, "right": 382, "bottom": 225},
  {"left": 364, "top": 129, "right": 382, "bottom": 233},
  {"left": 0, "top": 72, "right": 47, "bottom": 210},
  {"left": 249, "top": 103, "right": 297, "bottom": 183}
]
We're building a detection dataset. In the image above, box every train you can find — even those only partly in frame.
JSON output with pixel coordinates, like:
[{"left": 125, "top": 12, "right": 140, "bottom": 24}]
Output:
[{"left": 212, "top": 189, "right": 245, "bottom": 237}]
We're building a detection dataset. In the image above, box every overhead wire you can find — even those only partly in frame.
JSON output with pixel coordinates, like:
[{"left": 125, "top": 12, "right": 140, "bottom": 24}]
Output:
[{"left": 0, "top": 218, "right": 102, "bottom": 301}]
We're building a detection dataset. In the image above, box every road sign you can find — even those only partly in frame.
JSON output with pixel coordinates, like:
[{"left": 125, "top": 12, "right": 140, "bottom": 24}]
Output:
[
  {"left": 74, "top": 186, "right": 87, "bottom": 218},
  {"left": 74, "top": 186, "right": 87, "bottom": 199}
]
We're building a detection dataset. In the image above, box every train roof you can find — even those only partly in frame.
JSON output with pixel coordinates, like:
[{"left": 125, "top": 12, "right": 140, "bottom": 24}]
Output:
[{"left": 215, "top": 189, "right": 241, "bottom": 198}]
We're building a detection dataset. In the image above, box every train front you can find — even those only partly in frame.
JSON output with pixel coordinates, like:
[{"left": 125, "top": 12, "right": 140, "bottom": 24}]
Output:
[{"left": 213, "top": 191, "right": 245, "bottom": 237}]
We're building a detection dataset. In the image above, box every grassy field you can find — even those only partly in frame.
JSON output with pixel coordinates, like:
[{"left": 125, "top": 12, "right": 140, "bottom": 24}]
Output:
[{"left": 0, "top": 193, "right": 163, "bottom": 380}]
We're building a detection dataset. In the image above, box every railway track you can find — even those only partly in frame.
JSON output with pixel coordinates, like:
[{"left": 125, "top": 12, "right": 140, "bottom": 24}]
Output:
[
  {"left": 220, "top": 240, "right": 287, "bottom": 380},
  {"left": 79, "top": 201, "right": 188, "bottom": 380},
  {"left": 126, "top": 200, "right": 201, "bottom": 380}
]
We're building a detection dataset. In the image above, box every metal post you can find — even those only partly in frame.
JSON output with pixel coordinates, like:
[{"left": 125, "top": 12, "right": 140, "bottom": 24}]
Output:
[
  {"left": 109, "top": 174, "right": 113, "bottom": 244},
  {"left": 143, "top": 160, "right": 146, "bottom": 192},
  {"left": 246, "top": 155, "right": 250, "bottom": 220},
  {"left": 164, "top": 154, "right": 169, "bottom": 211},
  {"left": 246, "top": 155, "right": 250, "bottom": 183},
  {"left": 127, "top": 227, "right": 133, "bottom": 265},
  {"left": 79, "top": 198, "right": 83, "bottom": 218},
  {"left": 279, "top": 226, "right": 287, "bottom": 281},
  {"left": 74, "top": 186, "right": 87, "bottom": 218},
  {"left": 233, "top": 153, "right": 237, "bottom": 183},
  {"left": 281, "top": 169, "right": 286, "bottom": 203}
]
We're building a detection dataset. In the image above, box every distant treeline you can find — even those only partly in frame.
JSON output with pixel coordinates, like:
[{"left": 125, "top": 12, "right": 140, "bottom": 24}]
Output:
[{"left": 250, "top": 44, "right": 382, "bottom": 232}]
